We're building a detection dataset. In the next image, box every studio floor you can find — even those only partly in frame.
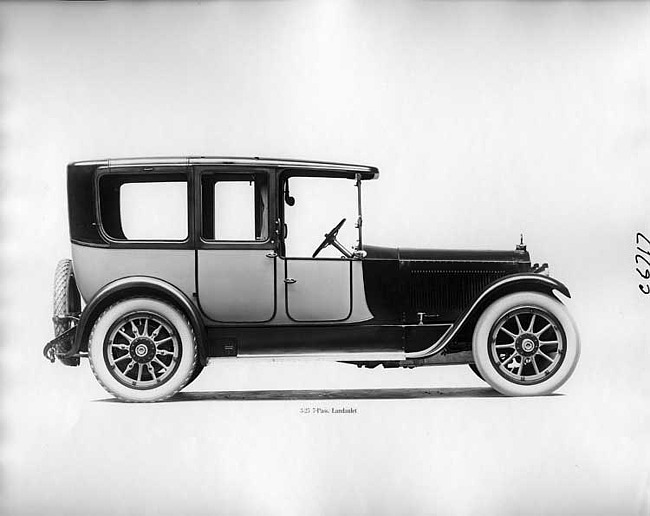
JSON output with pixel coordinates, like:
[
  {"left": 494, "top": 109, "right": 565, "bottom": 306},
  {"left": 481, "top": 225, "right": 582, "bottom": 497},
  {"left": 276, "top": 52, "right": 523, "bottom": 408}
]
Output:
[{"left": 3, "top": 349, "right": 647, "bottom": 516}]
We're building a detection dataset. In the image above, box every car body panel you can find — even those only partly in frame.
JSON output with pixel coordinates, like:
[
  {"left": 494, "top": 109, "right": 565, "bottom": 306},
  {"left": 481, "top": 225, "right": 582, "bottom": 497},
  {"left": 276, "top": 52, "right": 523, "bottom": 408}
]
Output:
[
  {"left": 361, "top": 245, "right": 532, "bottom": 325},
  {"left": 71, "top": 244, "right": 195, "bottom": 303},
  {"left": 197, "top": 249, "right": 276, "bottom": 322},
  {"left": 284, "top": 258, "right": 352, "bottom": 322}
]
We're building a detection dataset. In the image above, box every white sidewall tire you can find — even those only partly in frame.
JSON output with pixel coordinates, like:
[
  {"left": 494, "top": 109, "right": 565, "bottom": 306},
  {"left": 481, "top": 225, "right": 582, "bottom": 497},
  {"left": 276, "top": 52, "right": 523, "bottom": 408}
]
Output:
[
  {"left": 88, "top": 298, "right": 197, "bottom": 402},
  {"left": 472, "top": 292, "right": 580, "bottom": 397}
]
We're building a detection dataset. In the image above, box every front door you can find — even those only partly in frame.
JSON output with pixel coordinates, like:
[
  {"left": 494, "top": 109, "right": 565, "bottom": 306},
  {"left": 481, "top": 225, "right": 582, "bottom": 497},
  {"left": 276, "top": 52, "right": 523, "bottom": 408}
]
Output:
[
  {"left": 284, "top": 258, "right": 352, "bottom": 322},
  {"left": 196, "top": 167, "right": 276, "bottom": 322},
  {"left": 279, "top": 173, "right": 359, "bottom": 322}
]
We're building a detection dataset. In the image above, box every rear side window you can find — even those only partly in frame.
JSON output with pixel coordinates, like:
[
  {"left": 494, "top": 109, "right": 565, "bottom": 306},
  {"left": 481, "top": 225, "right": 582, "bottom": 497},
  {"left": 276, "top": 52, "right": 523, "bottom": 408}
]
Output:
[
  {"left": 120, "top": 182, "right": 187, "bottom": 240},
  {"left": 212, "top": 181, "right": 257, "bottom": 240},
  {"left": 99, "top": 172, "right": 189, "bottom": 242}
]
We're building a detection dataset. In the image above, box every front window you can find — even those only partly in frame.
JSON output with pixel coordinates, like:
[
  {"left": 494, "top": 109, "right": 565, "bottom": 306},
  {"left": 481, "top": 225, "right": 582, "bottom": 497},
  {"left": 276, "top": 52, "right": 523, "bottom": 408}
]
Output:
[{"left": 281, "top": 175, "right": 359, "bottom": 258}]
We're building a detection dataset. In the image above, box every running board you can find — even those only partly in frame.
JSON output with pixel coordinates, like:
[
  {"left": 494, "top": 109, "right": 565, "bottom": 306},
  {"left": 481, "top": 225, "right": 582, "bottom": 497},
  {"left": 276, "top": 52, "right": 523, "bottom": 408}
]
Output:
[{"left": 210, "top": 351, "right": 406, "bottom": 362}]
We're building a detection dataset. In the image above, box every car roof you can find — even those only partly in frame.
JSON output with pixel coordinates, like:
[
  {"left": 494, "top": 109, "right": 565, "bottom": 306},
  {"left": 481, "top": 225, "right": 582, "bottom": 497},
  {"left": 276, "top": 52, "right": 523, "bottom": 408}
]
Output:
[{"left": 69, "top": 156, "right": 379, "bottom": 179}]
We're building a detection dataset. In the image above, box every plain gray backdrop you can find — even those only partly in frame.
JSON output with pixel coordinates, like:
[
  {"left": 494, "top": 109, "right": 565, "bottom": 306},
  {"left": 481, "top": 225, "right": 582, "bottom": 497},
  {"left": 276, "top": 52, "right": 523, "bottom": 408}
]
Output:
[{"left": 1, "top": 1, "right": 649, "bottom": 515}]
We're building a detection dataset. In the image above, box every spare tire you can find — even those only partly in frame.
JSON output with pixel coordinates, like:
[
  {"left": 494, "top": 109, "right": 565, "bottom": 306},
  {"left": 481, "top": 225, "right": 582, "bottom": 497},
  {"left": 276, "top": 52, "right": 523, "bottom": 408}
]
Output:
[{"left": 53, "top": 259, "right": 81, "bottom": 337}]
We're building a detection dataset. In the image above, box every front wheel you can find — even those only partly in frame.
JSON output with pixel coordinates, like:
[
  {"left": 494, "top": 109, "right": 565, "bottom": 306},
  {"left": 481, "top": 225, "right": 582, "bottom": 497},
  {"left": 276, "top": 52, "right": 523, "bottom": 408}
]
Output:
[
  {"left": 472, "top": 292, "right": 580, "bottom": 396},
  {"left": 468, "top": 363, "right": 485, "bottom": 382},
  {"left": 88, "top": 297, "right": 197, "bottom": 402}
]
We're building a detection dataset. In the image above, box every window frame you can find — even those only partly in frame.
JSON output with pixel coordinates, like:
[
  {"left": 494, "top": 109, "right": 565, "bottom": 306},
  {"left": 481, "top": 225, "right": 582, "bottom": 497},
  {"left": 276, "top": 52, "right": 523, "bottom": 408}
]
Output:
[
  {"left": 195, "top": 166, "right": 276, "bottom": 251},
  {"left": 95, "top": 165, "right": 194, "bottom": 249},
  {"left": 277, "top": 168, "right": 360, "bottom": 260}
]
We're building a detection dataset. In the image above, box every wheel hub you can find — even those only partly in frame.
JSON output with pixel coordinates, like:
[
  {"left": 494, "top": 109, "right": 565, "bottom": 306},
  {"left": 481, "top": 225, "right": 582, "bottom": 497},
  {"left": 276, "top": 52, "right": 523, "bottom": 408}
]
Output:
[
  {"left": 521, "top": 339, "right": 535, "bottom": 352},
  {"left": 515, "top": 333, "right": 539, "bottom": 357},
  {"left": 130, "top": 337, "right": 156, "bottom": 363}
]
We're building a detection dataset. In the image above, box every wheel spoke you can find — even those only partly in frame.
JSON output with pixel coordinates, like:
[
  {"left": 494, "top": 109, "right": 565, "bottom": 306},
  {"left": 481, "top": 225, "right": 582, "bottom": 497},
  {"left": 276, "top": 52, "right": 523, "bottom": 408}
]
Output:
[
  {"left": 147, "top": 362, "right": 158, "bottom": 380},
  {"left": 528, "top": 314, "right": 536, "bottom": 332},
  {"left": 538, "top": 361, "right": 556, "bottom": 376},
  {"left": 531, "top": 356, "right": 540, "bottom": 375},
  {"left": 113, "top": 354, "right": 131, "bottom": 364},
  {"left": 143, "top": 318, "right": 149, "bottom": 337},
  {"left": 117, "top": 330, "right": 134, "bottom": 343},
  {"left": 535, "top": 323, "right": 551, "bottom": 337},
  {"left": 130, "top": 320, "right": 140, "bottom": 337},
  {"left": 137, "top": 364, "right": 143, "bottom": 382},
  {"left": 499, "top": 327, "right": 518, "bottom": 340},
  {"left": 124, "top": 360, "right": 136, "bottom": 373},
  {"left": 111, "top": 342, "right": 129, "bottom": 351},
  {"left": 157, "top": 349, "right": 174, "bottom": 356},
  {"left": 517, "top": 358, "right": 524, "bottom": 376},
  {"left": 495, "top": 343, "right": 515, "bottom": 349},
  {"left": 155, "top": 336, "right": 173, "bottom": 345},
  {"left": 537, "top": 350, "right": 555, "bottom": 363},
  {"left": 151, "top": 323, "right": 163, "bottom": 339},
  {"left": 153, "top": 357, "right": 169, "bottom": 372},
  {"left": 539, "top": 340, "right": 559, "bottom": 346},
  {"left": 515, "top": 315, "right": 525, "bottom": 334}
]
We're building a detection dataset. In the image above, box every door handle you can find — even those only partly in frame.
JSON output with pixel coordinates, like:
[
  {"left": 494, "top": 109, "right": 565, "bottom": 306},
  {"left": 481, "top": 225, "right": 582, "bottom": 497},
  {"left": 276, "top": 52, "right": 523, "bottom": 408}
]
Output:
[
  {"left": 284, "top": 278, "right": 297, "bottom": 284},
  {"left": 266, "top": 252, "right": 278, "bottom": 259}
]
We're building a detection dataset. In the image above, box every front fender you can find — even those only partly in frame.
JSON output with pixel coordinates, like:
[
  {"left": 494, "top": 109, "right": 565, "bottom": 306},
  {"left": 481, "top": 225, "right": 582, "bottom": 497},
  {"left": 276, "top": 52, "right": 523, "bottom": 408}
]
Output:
[
  {"left": 483, "top": 273, "right": 570, "bottom": 298},
  {"left": 67, "top": 276, "right": 208, "bottom": 365},
  {"left": 406, "top": 273, "right": 571, "bottom": 359}
]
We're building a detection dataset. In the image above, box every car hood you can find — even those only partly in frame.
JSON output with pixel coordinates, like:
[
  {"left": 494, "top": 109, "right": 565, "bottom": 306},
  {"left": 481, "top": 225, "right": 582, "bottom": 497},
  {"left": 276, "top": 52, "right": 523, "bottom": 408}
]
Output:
[
  {"left": 363, "top": 245, "right": 531, "bottom": 265},
  {"left": 360, "top": 244, "right": 533, "bottom": 324}
]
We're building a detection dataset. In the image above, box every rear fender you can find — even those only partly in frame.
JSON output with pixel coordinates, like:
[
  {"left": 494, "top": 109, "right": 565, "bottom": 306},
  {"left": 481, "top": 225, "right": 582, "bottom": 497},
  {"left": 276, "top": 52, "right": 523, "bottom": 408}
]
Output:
[{"left": 69, "top": 276, "right": 208, "bottom": 365}]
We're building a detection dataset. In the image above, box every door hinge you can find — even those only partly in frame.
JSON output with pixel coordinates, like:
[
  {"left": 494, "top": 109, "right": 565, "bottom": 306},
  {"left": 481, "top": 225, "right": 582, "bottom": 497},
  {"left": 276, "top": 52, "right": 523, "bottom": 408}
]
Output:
[
  {"left": 284, "top": 278, "right": 297, "bottom": 284},
  {"left": 266, "top": 252, "right": 278, "bottom": 258}
]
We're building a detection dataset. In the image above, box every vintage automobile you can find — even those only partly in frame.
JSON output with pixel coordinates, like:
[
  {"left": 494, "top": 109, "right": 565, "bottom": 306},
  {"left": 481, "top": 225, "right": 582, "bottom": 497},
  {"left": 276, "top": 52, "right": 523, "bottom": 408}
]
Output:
[{"left": 44, "top": 157, "right": 580, "bottom": 402}]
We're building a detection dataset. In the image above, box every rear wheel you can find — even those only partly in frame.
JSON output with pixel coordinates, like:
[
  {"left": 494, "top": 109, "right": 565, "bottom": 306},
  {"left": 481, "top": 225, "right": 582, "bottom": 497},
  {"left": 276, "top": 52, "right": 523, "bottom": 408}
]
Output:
[
  {"left": 88, "top": 298, "right": 197, "bottom": 402},
  {"left": 184, "top": 362, "right": 205, "bottom": 389},
  {"left": 472, "top": 292, "right": 580, "bottom": 396}
]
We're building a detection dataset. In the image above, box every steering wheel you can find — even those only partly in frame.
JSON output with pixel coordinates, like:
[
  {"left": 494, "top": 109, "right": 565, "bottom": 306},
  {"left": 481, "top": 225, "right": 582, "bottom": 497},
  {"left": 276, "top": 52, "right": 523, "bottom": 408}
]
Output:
[{"left": 312, "top": 218, "right": 346, "bottom": 258}]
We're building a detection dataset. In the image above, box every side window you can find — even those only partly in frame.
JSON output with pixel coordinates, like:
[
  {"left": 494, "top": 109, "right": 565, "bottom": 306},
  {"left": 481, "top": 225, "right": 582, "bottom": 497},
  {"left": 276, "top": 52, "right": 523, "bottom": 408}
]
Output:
[
  {"left": 281, "top": 175, "right": 357, "bottom": 257},
  {"left": 201, "top": 172, "right": 269, "bottom": 242},
  {"left": 121, "top": 182, "right": 188, "bottom": 240},
  {"left": 99, "top": 174, "right": 189, "bottom": 241}
]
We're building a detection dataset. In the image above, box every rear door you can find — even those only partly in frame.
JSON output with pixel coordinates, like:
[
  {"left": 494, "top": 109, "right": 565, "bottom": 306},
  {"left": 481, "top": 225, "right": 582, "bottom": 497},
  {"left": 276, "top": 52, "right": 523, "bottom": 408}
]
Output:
[{"left": 196, "top": 167, "right": 276, "bottom": 322}]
